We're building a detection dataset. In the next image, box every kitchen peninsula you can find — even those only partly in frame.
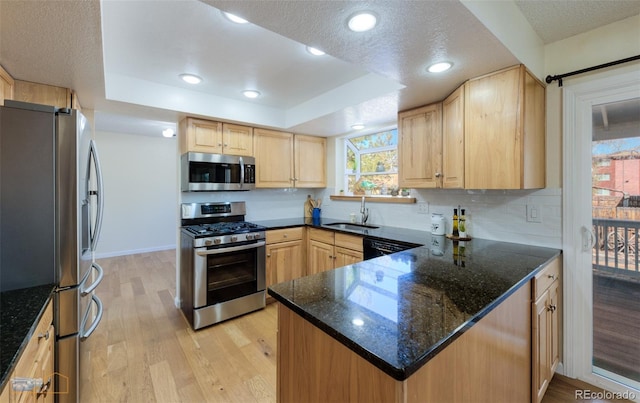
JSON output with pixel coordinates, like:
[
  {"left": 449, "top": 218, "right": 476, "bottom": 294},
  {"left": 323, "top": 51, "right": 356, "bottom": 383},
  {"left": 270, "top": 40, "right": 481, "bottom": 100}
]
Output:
[{"left": 268, "top": 236, "right": 560, "bottom": 402}]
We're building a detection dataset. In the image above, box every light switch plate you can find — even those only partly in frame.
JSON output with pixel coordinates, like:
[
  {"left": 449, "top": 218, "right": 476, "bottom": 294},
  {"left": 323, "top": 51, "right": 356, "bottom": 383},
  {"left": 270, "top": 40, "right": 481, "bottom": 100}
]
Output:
[{"left": 526, "top": 204, "right": 542, "bottom": 223}]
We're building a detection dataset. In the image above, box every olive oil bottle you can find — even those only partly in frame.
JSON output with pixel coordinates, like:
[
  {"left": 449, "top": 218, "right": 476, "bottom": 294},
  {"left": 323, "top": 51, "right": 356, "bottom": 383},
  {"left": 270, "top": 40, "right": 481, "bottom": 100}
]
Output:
[{"left": 452, "top": 208, "right": 459, "bottom": 237}]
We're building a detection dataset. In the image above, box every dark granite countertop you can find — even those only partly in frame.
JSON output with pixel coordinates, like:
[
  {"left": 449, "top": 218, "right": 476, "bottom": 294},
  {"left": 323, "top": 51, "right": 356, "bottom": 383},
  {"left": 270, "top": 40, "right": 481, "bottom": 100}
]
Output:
[
  {"left": 253, "top": 217, "right": 429, "bottom": 246},
  {"left": 268, "top": 235, "right": 560, "bottom": 381},
  {"left": 0, "top": 284, "right": 55, "bottom": 390}
]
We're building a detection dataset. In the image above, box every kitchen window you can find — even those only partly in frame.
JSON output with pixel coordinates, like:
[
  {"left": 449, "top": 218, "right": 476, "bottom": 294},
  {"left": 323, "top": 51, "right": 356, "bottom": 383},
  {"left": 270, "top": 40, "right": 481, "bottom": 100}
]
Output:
[{"left": 343, "top": 129, "right": 398, "bottom": 194}]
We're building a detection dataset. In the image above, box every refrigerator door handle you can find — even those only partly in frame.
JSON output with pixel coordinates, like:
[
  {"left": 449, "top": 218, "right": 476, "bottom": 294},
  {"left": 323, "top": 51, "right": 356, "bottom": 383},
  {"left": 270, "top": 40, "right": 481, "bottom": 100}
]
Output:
[
  {"left": 88, "top": 140, "right": 104, "bottom": 252},
  {"left": 80, "top": 293, "right": 103, "bottom": 340},
  {"left": 80, "top": 262, "right": 104, "bottom": 296}
]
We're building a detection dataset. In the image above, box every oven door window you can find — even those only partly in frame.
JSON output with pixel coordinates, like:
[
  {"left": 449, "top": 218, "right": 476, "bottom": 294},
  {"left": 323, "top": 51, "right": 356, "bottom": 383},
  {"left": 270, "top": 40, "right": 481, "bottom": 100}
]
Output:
[
  {"left": 189, "top": 161, "right": 241, "bottom": 184},
  {"left": 205, "top": 247, "right": 257, "bottom": 304}
]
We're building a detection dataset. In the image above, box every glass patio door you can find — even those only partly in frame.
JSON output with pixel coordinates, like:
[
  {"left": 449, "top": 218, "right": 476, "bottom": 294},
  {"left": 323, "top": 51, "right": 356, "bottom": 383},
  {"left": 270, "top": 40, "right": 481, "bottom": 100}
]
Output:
[
  {"left": 591, "top": 98, "right": 640, "bottom": 388},
  {"left": 563, "top": 66, "right": 640, "bottom": 399}
]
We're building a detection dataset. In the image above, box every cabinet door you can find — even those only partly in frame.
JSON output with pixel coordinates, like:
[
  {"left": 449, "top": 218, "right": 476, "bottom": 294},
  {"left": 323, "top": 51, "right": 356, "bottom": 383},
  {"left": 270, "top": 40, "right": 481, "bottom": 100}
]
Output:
[
  {"left": 442, "top": 85, "right": 464, "bottom": 189},
  {"left": 549, "top": 279, "right": 560, "bottom": 373},
  {"left": 533, "top": 289, "right": 551, "bottom": 403},
  {"left": 266, "top": 240, "right": 304, "bottom": 287},
  {"left": 398, "top": 103, "right": 442, "bottom": 188},
  {"left": 0, "top": 64, "right": 14, "bottom": 106},
  {"left": 254, "top": 128, "right": 294, "bottom": 188},
  {"left": 334, "top": 247, "right": 362, "bottom": 268},
  {"left": 181, "top": 118, "right": 223, "bottom": 154},
  {"left": 222, "top": 123, "right": 253, "bottom": 156},
  {"left": 294, "top": 135, "right": 326, "bottom": 188},
  {"left": 308, "top": 240, "right": 334, "bottom": 275},
  {"left": 464, "top": 66, "right": 522, "bottom": 189},
  {"left": 13, "top": 80, "right": 71, "bottom": 109}
]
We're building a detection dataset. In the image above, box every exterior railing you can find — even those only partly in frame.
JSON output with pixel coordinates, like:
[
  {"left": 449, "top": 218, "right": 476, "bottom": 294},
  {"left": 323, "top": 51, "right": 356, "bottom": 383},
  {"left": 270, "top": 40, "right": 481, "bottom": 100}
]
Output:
[{"left": 593, "top": 218, "right": 640, "bottom": 277}]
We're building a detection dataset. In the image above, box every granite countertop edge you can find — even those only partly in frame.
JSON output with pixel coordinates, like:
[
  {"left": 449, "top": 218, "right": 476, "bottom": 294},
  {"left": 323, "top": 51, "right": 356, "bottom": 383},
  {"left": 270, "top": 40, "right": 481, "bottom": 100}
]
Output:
[{"left": 0, "top": 284, "right": 55, "bottom": 390}]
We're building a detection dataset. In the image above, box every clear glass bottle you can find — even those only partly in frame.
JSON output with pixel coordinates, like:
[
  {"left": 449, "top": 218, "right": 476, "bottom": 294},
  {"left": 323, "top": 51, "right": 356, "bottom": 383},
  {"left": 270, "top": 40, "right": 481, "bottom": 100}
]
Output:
[{"left": 459, "top": 209, "right": 466, "bottom": 237}]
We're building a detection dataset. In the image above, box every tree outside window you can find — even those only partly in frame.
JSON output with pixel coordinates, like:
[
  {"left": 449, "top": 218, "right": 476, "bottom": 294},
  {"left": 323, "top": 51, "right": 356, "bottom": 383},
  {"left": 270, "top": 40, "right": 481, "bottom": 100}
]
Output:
[{"left": 344, "top": 129, "right": 398, "bottom": 194}]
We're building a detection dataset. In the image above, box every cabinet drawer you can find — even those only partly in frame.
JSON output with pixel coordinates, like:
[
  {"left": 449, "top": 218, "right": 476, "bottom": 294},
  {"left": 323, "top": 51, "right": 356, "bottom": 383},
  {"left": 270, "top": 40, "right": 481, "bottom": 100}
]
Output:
[
  {"left": 335, "top": 233, "right": 363, "bottom": 252},
  {"left": 308, "top": 228, "right": 334, "bottom": 244},
  {"left": 11, "top": 299, "right": 53, "bottom": 402},
  {"left": 267, "top": 227, "right": 303, "bottom": 244},
  {"left": 533, "top": 257, "right": 561, "bottom": 300}
]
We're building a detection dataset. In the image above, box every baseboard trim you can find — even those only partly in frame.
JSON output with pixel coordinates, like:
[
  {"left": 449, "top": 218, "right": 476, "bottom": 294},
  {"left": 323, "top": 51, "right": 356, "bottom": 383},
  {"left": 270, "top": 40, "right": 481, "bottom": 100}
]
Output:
[{"left": 94, "top": 245, "right": 176, "bottom": 259}]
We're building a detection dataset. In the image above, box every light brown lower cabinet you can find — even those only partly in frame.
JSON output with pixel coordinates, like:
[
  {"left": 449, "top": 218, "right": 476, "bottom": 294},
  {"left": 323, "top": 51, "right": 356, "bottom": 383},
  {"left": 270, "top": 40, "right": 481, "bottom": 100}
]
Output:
[
  {"left": 307, "top": 228, "right": 363, "bottom": 275},
  {"left": 532, "top": 256, "right": 562, "bottom": 402},
  {"left": 1, "top": 300, "right": 55, "bottom": 403},
  {"left": 276, "top": 282, "right": 532, "bottom": 403},
  {"left": 266, "top": 227, "right": 305, "bottom": 302}
]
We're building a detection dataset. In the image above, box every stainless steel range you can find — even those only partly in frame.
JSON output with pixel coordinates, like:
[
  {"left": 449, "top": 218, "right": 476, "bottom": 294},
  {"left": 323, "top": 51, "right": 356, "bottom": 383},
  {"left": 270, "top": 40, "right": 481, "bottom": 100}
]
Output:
[{"left": 180, "top": 201, "right": 266, "bottom": 329}]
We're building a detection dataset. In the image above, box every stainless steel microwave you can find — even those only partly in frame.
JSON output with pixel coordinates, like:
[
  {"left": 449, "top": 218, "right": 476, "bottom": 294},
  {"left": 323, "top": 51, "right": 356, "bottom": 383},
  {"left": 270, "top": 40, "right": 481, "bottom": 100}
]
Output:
[{"left": 181, "top": 152, "right": 256, "bottom": 191}]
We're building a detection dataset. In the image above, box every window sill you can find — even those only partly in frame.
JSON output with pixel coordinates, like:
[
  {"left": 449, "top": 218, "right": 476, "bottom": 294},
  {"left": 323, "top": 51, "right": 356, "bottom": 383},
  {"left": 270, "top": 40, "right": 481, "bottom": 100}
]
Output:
[{"left": 329, "top": 195, "right": 416, "bottom": 204}]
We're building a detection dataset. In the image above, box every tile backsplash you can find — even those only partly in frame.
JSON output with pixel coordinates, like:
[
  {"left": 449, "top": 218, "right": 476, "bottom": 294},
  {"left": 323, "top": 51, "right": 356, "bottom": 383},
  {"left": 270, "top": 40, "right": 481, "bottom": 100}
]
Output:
[{"left": 181, "top": 187, "right": 562, "bottom": 249}]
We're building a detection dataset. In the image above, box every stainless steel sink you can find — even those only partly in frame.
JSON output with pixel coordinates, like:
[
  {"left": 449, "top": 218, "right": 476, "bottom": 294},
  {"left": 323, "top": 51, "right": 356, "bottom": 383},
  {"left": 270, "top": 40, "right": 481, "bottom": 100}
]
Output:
[{"left": 324, "top": 222, "right": 379, "bottom": 230}]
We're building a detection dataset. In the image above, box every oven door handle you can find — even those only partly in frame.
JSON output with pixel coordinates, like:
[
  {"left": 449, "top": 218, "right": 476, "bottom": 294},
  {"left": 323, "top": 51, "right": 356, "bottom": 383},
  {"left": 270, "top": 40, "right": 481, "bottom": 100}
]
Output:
[{"left": 196, "top": 240, "right": 265, "bottom": 256}]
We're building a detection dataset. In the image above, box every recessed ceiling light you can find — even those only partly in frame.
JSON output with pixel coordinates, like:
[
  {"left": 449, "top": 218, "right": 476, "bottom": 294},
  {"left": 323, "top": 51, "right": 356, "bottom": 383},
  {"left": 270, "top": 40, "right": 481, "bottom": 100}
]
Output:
[
  {"left": 162, "top": 128, "right": 175, "bottom": 138},
  {"left": 348, "top": 12, "right": 377, "bottom": 32},
  {"left": 180, "top": 74, "right": 202, "bottom": 84},
  {"left": 306, "top": 46, "right": 325, "bottom": 56},
  {"left": 222, "top": 11, "right": 248, "bottom": 24},
  {"left": 351, "top": 124, "right": 365, "bottom": 130},
  {"left": 352, "top": 318, "right": 364, "bottom": 326},
  {"left": 242, "top": 90, "right": 261, "bottom": 99},
  {"left": 427, "top": 62, "right": 453, "bottom": 73}
]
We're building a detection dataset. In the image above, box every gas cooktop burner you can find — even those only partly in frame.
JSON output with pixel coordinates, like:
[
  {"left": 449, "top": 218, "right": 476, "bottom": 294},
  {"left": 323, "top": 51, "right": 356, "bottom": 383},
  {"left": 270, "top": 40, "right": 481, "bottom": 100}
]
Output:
[{"left": 184, "top": 221, "right": 266, "bottom": 238}]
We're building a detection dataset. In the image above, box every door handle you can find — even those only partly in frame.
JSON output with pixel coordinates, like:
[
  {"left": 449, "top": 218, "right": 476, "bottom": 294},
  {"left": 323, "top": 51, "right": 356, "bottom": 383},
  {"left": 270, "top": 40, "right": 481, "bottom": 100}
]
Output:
[
  {"left": 581, "top": 226, "right": 595, "bottom": 252},
  {"left": 80, "top": 294, "right": 103, "bottom": 340},
  {"left": 80, "top": 262, "right": 104, "bottom": 296}
]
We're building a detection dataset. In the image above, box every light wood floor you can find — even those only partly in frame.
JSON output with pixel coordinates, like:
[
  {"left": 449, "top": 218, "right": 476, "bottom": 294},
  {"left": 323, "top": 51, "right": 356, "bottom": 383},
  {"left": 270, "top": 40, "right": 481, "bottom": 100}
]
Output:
[{"left": 80, "top": 250, "right": 627, "bottom": 402}]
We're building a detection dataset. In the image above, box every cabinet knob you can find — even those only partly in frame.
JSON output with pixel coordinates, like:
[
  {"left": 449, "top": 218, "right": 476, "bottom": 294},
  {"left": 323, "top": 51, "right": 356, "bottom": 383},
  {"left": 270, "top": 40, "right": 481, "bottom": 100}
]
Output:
[
  {"left": 267, "top": 254, "right": 271, "bottom": 257},
  {"left": 435, "top": 172, "right": 442, "bottom": 178},
  {"left": 224, "top": 143, "right": 228, "bottom": 147},
  {"left": 548, "top": 274, "right": 556, "bottom": 280},
  {"left": 218, "top": 143, "right": 222, "bottom": 146},
  {"left": 38, "top": 378, "right": 52, "bottom": 396},
  {"left": 548, "top": 304, "right": 557, "bottom": 313},
  {"left": 38, "top": 330, "right": 50, "bottom": 340},
  {"left": 283, "top": 234, "right": 288, "bottom": 238}
]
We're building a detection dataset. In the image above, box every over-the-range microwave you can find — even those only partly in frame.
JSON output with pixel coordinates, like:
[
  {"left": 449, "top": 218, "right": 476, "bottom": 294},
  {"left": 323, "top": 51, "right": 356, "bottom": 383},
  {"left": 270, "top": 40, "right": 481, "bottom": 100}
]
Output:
[{"left": 181, "top": 152, "right": 256, "bottom": 191}]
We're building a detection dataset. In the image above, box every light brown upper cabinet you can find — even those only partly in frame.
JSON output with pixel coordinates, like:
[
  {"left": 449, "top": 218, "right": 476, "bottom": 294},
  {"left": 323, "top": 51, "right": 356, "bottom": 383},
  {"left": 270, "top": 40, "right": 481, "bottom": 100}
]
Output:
[
  {"left": 180, "top": 117, "right": 253, "bottom": 156},
  {"left": 0, "top": 65, "right": 15, "bottom": 106},
  {"left": 12, "top": 80, "right": 81, "bottom": 110},
  {"left": 442, "top": 85, "right": 465, "bottom": 189},
  {"left": 398, "top": 103, "right": 442, "bottom": 188},
  {"left": 464, "top": 65, "right": 545, "bottom": 189},
  {"left": 254, "top": 128, "right": 326, "bottom": 188}
]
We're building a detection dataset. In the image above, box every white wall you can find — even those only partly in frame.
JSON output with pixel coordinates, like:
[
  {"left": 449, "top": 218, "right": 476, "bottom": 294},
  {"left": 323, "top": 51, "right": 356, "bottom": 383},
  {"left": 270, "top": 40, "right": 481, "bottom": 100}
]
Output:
[{"left": 94, "top": 131, "right": 178, "bottom": 257}]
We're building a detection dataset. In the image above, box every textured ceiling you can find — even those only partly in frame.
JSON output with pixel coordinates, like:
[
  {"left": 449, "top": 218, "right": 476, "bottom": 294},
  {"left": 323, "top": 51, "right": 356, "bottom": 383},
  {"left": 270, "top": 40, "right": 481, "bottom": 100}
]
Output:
[
  {"left": 0, "top": 0, "right": 638, "bottom": 138},
  {"left": 514, "top": 0, "right": 640, "bottom": 44}
]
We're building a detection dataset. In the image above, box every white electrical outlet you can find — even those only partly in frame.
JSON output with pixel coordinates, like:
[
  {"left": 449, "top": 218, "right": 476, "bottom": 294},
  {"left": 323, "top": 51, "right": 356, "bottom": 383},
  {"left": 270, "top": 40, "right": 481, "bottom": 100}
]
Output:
[
  {"left": 417, "top": 202, "right": 429, "bottom": 214},
  {"left": 526, "top": 204, "right": 542, "bottom": 223}
]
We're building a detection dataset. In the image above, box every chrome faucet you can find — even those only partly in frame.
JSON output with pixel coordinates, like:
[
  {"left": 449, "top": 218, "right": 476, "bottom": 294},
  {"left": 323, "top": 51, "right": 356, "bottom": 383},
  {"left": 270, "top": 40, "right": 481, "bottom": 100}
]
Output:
[{"left": 360, "top": 196, "right": 369, "bottom": 225}]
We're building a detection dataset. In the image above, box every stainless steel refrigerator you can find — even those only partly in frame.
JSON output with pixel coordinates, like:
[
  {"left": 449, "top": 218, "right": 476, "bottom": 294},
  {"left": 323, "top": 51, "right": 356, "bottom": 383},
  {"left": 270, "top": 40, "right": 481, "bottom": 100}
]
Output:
[{"left": 0, "top": 100, "right": 104, "bottom": 403}]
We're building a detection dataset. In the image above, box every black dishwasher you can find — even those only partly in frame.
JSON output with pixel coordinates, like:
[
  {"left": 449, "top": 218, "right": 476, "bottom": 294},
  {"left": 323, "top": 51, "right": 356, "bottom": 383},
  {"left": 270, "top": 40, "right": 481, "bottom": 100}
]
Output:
[{"left": 363, "top": 237, "right": 421, "bottom": 260}]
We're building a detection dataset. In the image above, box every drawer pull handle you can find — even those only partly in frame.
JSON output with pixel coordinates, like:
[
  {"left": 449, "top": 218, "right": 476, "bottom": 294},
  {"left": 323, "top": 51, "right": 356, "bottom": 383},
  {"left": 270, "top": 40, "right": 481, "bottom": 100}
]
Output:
[
  {"left": 283, "top": 234, "right": 288, "bottom": 238},
  {"left": 12, "top": 377, "right": 43, "bottom": 392},
  {"left": 547, "top": 274, "right": 556, "bottom": 280},
  {"left": 38, "top": 330, "right": 50, "bottom": 340}
]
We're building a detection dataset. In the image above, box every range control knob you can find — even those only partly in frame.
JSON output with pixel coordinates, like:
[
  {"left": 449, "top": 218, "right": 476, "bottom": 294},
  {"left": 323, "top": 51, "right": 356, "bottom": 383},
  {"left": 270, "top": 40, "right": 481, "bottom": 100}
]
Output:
[
  {"left": 246, "top": 234, "right": 254, "bottom": 240},
  {"left": 213, "top": 238, "right": 222, "bottom": 245},
  {"left": 204, "top": 240, "right": 212, "bottom": 246},
  {"left": 253, "top": 233, "right": 262, "bottom": 239},
  {"left": 230, "top": 236, "right": 238, "bottom": 242}
]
